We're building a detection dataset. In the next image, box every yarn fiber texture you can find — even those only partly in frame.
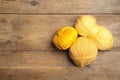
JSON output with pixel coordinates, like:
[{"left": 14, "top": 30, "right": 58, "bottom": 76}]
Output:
[
  {"left": 75, "top": 15, "right": 113, "bottom": 50},
  {"left": 52, "top": 15, "right": 114, "bottom": 67},
  {"left": 69, "top": 37, "right": 98, "bottom": 67},
  {"left": 53, "top": 26, "right": 78, "bottom": 50}
]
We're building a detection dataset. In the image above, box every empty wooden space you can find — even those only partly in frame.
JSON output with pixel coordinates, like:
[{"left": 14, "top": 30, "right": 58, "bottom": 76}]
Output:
[
  {"left": 0, "top": 0, "right": 120, "bottom": 13},
  {"left": 0, "top": 0, "right": 120, "bottom": 80}
]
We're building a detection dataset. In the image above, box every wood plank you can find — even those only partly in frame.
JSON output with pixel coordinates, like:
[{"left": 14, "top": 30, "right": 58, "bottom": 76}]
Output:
[
  {"left": 0, "top": 65, "right": 120, "bottom": 80},
  {"left": 0, "top": 15, "right": 120, "bottom": 51},
  {"left": 0, "top": 15, "right": 120, "bottom": 79},
  {"left": 0, "top": 51, "right": 73, "bottom": 66},
  {"left": 0, "top": 51, "right": 119, "bottom": 66},
  {"left": 0, "top": 51, "right": 120, "bottom": 79},
  {"left": 0, "top": 0, "right": 120, "bottom": 13}
]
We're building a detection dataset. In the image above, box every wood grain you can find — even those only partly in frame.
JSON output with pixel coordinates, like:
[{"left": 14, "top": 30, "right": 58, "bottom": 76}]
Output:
[
  {"left": 0, "top": 0, "right": 120, "bottom": 79},
  {"left": 0, "top": 0, "right": 120, "bottom": 13},
  {"left": 0, "top": 51, "right": 72, "bottom": 66},
  {"left": 0, "top": 15, "right": 120, "bottom": 80},
  {"left": 0, "top": 65, "right": 120, "bottom": 80},
  {"left": 0, "top": 15, "right": 120, "bottom": 51},
  {"left": 0, "top": 50, "right": 120, "bottom": 66}
]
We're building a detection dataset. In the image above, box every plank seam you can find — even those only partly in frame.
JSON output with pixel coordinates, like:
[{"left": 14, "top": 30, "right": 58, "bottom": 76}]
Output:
[{"left": 0, "top": 13, "right": 120, "bottom": 15}]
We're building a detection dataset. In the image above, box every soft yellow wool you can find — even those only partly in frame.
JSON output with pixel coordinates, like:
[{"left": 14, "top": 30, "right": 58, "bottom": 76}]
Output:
[
  {"left": 75, "top": 15, "right": 113, "bottom": 50},
  {"left": 90, "top": 25, "right": 113, "bottom": 50},
  {"left": 53, "top": 26, "right": 78, "bottom": 50},
  {"left": 69, "top": 37, "right": 98, "bottom": 67},
  {"left": 75, "top": 15, "right": 97, "bottom": 37}
]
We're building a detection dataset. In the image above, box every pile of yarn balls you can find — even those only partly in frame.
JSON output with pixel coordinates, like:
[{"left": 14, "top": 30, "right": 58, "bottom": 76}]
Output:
[{"left": 53, "top": 15, "right": 113, "bottom": 67}]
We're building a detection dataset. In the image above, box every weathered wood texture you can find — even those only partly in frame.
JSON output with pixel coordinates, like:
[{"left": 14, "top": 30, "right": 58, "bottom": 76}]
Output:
[
  {"left": 0, "top": 15, "right": 120, "bottom": 80},
  {"left": 0, "top": 15, "right": 120, "bottom": 51},
  {"left": 0, "top": 0, "right": 120, "bottom": 80},
  {"left": 0, "top": 0, "right": 120, "bottom": 13},
  {"left": 0, "top": 65, "right": 120, "bottom": 80}
]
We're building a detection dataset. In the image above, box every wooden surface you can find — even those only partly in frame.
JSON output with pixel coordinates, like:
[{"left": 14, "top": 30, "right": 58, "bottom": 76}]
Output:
[{"left": 0, "top": 0, "right": 120, "bottom": 80}]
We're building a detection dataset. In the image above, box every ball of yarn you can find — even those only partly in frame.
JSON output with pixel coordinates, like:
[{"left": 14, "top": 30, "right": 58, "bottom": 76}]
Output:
[
  {"left": 53, "top": 26, "right": 78, "bottom": 50},
  {"left": 75, "top": 15, "right": 113, "bottom": 50},
  {"left": 69, "top": 37, "right": 98, "bottom": 67},
  {"left": 80, "top": 15, "right": 96, "bottom": 26},
  {"left": 75, "top": 15, "right": 96, "bottom": 37},
  {"left": 90, "top": 24, "right": 113, "bottom": 50}
]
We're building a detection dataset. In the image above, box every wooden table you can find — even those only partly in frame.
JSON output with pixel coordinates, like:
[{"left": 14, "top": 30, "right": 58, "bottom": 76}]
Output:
[{"left": 0, "top": 0, "right": 120, "bottom": 80}]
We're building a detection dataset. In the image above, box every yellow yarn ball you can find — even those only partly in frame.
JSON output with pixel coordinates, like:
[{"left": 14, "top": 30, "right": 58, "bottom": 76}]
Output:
[
  {"left": 80, "top": 15, "right": 96, "bottom": 26},
  {"left": 69, "top": 37, "right": 98, "bottom": 67},
  {"left": 53, "top": 26, "right": 78, "bottom": 50},
  {"left": 75, "top": 15, "right": 96, "bottom": 37},
  {"left": 75, "top": 15, "right": 114, "bottom": 50},
  {"left": 90, "top": 25, "right": 114, "bottom": 50}
]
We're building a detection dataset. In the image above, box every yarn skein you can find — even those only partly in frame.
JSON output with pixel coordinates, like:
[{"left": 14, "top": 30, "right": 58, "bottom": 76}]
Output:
[
  {"left": 75, "top": 15, "right": 113, "bottom": 50},
  {"left": 69, "top": 37, "right": 98, "bottom": 67},
  {"left": 53, "top": 26, "right": 78, "bottom": 50},
  {"left": 75, "top": 15, "right": 97, "bottom": 37},
  {"left": 90, "top": 24, "right": 113, "bottom": 50}
]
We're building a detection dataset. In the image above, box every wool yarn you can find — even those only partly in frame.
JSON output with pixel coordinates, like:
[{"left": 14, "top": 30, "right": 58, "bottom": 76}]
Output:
[
  {"left": 75, "top": 15, "right": 97, "bottom": 37},
  {"left": 52, "top": 15, "right": 114, "bottom": 67},
  {"left": 75, "top": 15, "right": 113, "bottom": 50},
  {"left": 69, "top": 37, "right": 98, "bottom": 67},
  {"left": 53, "top": 26, "right": 78, "bottom": 50},
  {"left": 90, "top": 24, "right": 113, "bottom": 50}
]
